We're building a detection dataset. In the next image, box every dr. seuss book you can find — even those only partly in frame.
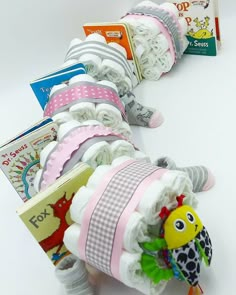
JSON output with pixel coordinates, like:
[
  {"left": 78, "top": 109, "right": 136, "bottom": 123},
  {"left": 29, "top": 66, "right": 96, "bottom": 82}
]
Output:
[
  {"left": 17, "top": 162, "right": 93, "bottom": 265},
  {"left": 83, "top": 22, "right": 142, "bottom": 84},
  {"left": 165, "top": 0, "right": 221, "bottom": 56},
  {"left": 30, "top": 62, "right": 86, "bottom": 110},
  {"left": 0, "top": 118, "right": 58, "bottom": 202}
]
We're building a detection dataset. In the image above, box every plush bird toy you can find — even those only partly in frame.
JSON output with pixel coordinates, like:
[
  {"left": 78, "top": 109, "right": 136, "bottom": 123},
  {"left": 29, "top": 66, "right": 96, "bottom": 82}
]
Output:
[{"left": 140, "top": 195, "right": 212, "bottom": 295}]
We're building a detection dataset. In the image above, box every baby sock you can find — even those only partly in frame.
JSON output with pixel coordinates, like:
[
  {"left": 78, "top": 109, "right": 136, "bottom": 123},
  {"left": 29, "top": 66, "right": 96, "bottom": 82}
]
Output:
[
  {"left": 55, "top": 254, "right": 94, "bottom": 295},
  {"left": 155, "top": 156, "right": 215, "bottom": 193},
  {"left": 122, "top": 92, "right": 164, "bottom": 128}
]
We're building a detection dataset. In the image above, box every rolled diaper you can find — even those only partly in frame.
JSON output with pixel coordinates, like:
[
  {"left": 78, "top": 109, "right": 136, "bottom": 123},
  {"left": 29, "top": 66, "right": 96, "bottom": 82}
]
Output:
[
  {"left": 50, "top": 84, "right": 67, "bottom": 97},
  {"left": 114, "top": 121, "right": 132, "bottom": 139},
  {"left": 81, "top": 141, "right": 112, "bottom": 169},
  {"left": 116, "top": 76, "right": 132, "bottom": 97},
  {"left": 110, "top": 140, "right": 135, "bottom": 160},
  {"left": 64, "top": 223, "right": 82, "bottom": 258},
  {"left": 150, "top": 33, "right": 169, "bottom": 56},
  {"left": 78, "top": 53, "right": 102, "bottom": 77},
  {"left": 33, "top": 169, "right": 43, "bottom": 193},
  {"left": 141, "top": 65, "right": 162, "bottom": 80},
  {"left": 52, "top": 111, "right": 74, "bottom": 126},
  {"left": 85, "top": 33, "right": 107, "bottom": 43},
  {"left": 97, "top": 80, "right": 119, "bottom": 93},
  {"left": 86, "top": 164, "right": 112, "bottom": 190},
  {"left": 134, "top": 18, "right": 161, "bottom": 39},
  {"left": 40, "top": 141, "right": 58, "bottom": 168},
  {"left": 133, "top": 150, "right": 151, "bottom": 162},
  {"left": 69, "top": 102, "right": 96, "bottom": 122},
  {"left": 108, "top": 42, "right": 128, "bottom": 58},
  {"left": 57, "top": 120, "right": 81, "bottom": 141},
  {"left": 101, "top": 59, "right": 126, "bottom": 83},
  {"left": 156, "top": 50, "right": 174, "bottom": 73},
  {"left": 95, "top": 103, "right": 122, "bottom": 128},
  {"left": 69, "top": 74, "right": 97, "bottom": 85}
]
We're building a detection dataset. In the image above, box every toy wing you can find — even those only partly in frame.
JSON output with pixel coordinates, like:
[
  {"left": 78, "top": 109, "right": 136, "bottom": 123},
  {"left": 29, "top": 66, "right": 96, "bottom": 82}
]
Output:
[{"left": 195, "top": 226, "right": 213, "bottom": 266}]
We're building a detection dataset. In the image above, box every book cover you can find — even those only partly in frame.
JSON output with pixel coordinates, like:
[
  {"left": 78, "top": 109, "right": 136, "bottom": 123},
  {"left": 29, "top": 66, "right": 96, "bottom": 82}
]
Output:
[
  {"left": 166, "top": 0, "right": 221, "bottom": 56},
  {"left": 0, "top": 118, "right": 58, "bottom": 202},
  {"left": 83, "top": 22, "right": 142, "bottom": 84},
  {"left": 30, "top": 62, "right": 86, "bottom": 110},
  {"left": 17, "top": 162, "right": 93, "bottom": 265}
]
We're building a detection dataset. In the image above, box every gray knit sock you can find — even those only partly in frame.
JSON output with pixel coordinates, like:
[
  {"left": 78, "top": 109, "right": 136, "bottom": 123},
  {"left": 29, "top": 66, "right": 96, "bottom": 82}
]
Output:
[
  {"left": 122, "top": 92, "right": 164, "bottom": 128},
  {"left": 55, "top": 254, "right": 95, "bottom": 295},
  {"left": 155, "top": 157, "right": 215, "bottom": 193}
]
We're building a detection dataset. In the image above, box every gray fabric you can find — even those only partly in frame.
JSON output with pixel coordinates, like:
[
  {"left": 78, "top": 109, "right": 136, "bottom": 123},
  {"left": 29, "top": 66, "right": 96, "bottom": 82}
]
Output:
[
  {"left": 156, "top": 157, "right": 209, "bottom": 193},
  {"left": 126, "top": 6, "right": 183, "bottom": 58},
  {"left": 122, "top": 91, "right": 156, "bottom": 127},
  {"left": 62, "top": 135, "right": 122, "bottom": 174}
]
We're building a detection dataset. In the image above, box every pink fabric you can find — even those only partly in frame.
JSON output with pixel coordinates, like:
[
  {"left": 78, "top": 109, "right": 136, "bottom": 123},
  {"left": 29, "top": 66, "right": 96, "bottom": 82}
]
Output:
[
  {"left": 111, "top": 168, "right": 168, "bottom": 280},
  {"left": 78, "top": 159, "right": 136, "bottom": 262},
  {"left": 44, "top": 84, "right": 126, "bottom": 119},
  {"left": 123, "top": 14, "right": 176, "bottom": 62},
  {"left": 40, "top": 126, "right": 125, "bottom": 191}
]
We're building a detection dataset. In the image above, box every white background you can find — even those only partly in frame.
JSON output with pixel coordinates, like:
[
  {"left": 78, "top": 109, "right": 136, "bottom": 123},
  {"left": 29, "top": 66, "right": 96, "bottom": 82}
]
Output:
[{"left": 0, "top": 1, "right": 235, "bottom": 294}]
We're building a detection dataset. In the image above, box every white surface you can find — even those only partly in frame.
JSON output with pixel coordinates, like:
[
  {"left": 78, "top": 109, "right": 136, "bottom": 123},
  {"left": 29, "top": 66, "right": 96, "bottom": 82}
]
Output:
[{"left": 0, "top": 1, "right": 235, "bottom": 295}]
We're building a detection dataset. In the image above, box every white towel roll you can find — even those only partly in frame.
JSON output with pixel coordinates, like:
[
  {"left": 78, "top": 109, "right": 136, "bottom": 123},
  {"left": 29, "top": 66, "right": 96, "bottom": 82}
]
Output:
[
  {"left": 57, "top": 120, "right": 81, "bottom": 141},
  {"left": 97, "top": 80, "right": 119, "bottom": 93},
  {"left": 64, "top": 223, "right": 82, "bottom": 258},
  {"left": 117, "top": 76, "right": 132, "bottom": 97},
  {"left": 78, "top": 53, "right": 102, "bottom": 77},
  {"left": 81, "top": 141, "right": 112, "bottom": 169},
  {"left": 137, "top": 179, "right": 170, "bottom": 225},
  {"left": 134, "top": 19, "right": 160, "bottom": 40},
  {"left": 141, "top": 64, "right": 162, "bottom": 80},
  {"left": 110, "top": 140, "right": 135, "bottom": 160},
  {"left": 69, "top": 102, "right": 96, "bottom": 122},
  {"left": 156, "top": 51, "right": 174, "bottom": 73},
  {"left": 52, "top": 111, "right": 74, "bottom": 126},
  {"left": 86, "top": 164, "right": 112, "bottom": 190},
  {"left": 160, "top": 2, "right": 179, "bottom": 17},
  {"left": 34, "top": 169, "right": 43, "bottom": 193},
  {"left": 101, "top": 59, "right": 125, "bottom": 83},
  {"left": 123, "top": 211, "right": 149, "bottom": 253},
  {"left": 69, "top": 74, "right": 96, "bottom": 85},
  {"left": 70, "top": 186, "right": 95, "bottom": 225},
  {"left": 40, "top": 141, "right": 57, "bottom": 168},
  {"left": 85, "top": 33, "right": 107, "bottom": 44},
  {"left": 150, "top": 34, "right": 169, "bottom": 56},
  {"left": 114, "top": 121, "right": 132, "bottom": 139},
  {"left": 108, "top": 42, "right": 128, "bottom": 58},
  {"left": 50, "top": 83, "right": 67, "bottom": 97},
  {"left": 133, "top": 35, "right": 150, "bottom": 53},
  {"left": 139, "top": 50, "right": 157, "bottom": 68},
  {"left": 96, "top": 103, "right": 122, "bottom": 128}
]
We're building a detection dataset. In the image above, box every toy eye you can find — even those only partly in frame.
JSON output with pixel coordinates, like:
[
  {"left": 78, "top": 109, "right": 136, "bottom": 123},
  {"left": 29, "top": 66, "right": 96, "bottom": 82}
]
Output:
[
  {"left": 174, "top": 219, "right": 186, "bottom": 231},
  {"left": 186, "top": 212, "right": 195, "bottom": 223}
]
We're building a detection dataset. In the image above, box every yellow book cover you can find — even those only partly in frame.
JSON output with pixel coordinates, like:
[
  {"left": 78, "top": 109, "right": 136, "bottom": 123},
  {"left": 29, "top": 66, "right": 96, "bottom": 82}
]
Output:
[{"left": 17, "top": 162, "right": 93, "bottom": 265}]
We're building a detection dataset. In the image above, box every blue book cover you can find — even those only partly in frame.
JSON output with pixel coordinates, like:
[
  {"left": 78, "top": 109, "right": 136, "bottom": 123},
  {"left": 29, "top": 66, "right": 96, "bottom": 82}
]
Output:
[{"left": 30, "top": 63, "right": 86, "bottom": 110}]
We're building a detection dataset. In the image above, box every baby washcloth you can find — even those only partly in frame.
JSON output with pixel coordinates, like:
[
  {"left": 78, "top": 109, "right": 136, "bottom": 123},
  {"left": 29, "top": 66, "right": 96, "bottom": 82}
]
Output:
[{"left": 69, "top": 102, "right": 96, "bottom": 122}]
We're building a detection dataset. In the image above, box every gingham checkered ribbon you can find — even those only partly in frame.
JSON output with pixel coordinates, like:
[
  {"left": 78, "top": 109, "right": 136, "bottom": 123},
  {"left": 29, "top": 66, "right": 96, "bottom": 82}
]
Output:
[{"left": 84, "top": 160, "right": 159, "bottom": 276}]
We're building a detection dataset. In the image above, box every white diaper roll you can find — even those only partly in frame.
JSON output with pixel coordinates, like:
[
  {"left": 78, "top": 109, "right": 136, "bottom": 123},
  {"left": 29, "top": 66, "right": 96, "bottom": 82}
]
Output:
[
  {"left": 119, "top": 251, "right": 143, "bottom": 288},
  {"left": 139, "top": 50, "right": 157, "bottom": 68},
  {"left": 34, "top": 169, "right": 43, "bottom": 193},
  {"left": 86, "top": 164, "right": 112, "bottom": 190},
  {"left": 108, "top": 42, "right": 128, "bottom": 58},
  {"left": 97, "top": 80, "right": 119, "bottom": 93},
  {"left": 123, "top": 211, "right": 149, "bottom": 253},
  {"left": 85, "top": 33, "right": 107, "bottom": 44},
  {"left": 137, "top": 180, "right": 170, "bottom": 225},
  {"left": 114, "top": 121, "right": 132, "bottom": 139},
  {"left": 57, "top": 120, "right": 81, "bottom": 141},
  {"left": 78, "top": 53, "right": 102, "bottom": 77},
  {"left": 69, "top": 102, "right": 96, "bottom": 122},
  {"left": 81, "top": 120, "right": 103, "bottom": 126},
  {"left": 160, "top": 2, "right": 179, "bottom": 17},
  {"left": 70, "top": 186, "right": 95, "bottom": 225},
  {"left": 52, "top": 111, "right": 74, "bottom": 126},
  {"left": 117, "top": 76, "right": 132, "bottom": 97},
  {"left": 133, "top": 35, "right": 150, "bottom": 53},
  {"left": 40, "top": 141, "right": 57, "bottom": 168},
  {"left": 101, "top": 59, "right": 125, "bottom": 83},
  {"left": 69, "top": 74, "right": 97, "bottom": 85},
  {"left": 50, "top": 83, "right": 67, "bottom": 97},
  {"left": 110, "top": 140, "right": 135, "bottom": 160},
  {"left": 96, "top": 103, "right": 122, "bottom": 128},
  {"left": 81, "top": 141, "right": 112, "bottom": 169},
  {"left": 63, "top": 223, "right": 81, "bottom": 258},
  {"left": 141, "top": 64, "right": 162, "bottom": 80},
  {"left": 156, "top": 51, "right": 174, "bottom": 73},
  {"left": 151, "top": 34, "right": 169, "bottom": 56},
  {"left": 133, "top": 151, "right": 151, "bottom": 163},
  {"left": 134, "top": 19, "right": 160, "bottom": 40},
  {"left": 178, "top": 17, "right": 188, "bottom": 36},
  {"left": 69, "top": 38, "right": 83, "bottom": 49}
]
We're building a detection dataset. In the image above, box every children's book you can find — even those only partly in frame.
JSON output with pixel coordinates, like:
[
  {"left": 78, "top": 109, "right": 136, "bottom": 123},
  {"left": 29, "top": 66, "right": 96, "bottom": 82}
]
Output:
[
  {"left": 0, "top": 117, "right": 58, "bottom": 202},
  {"left": 83, "top": 22, "right": 142, "bottom": 85},
  {"left": 30, "top": 62, "right": 86, "bottom": 110},
  {"left": 17, "top": 162, "right": 93, "bottom": 265},
  {"left": 165, "top": 0, "right": 221, "bottom": 56}
]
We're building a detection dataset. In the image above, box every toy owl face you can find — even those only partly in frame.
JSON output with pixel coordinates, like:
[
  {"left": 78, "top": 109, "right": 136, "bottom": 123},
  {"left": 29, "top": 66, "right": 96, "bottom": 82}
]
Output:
[{"left": 164, "top": 205, "right": 203, "bottom": 250}]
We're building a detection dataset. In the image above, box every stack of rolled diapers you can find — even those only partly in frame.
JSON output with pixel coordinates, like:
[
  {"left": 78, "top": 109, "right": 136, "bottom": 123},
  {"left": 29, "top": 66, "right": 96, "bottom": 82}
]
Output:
[
  {"left": 62, "top": 156, "right": 197, "bottom": 295},
  {"left": 121, "top": 1, "right": 188, "bottom": 80}
]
